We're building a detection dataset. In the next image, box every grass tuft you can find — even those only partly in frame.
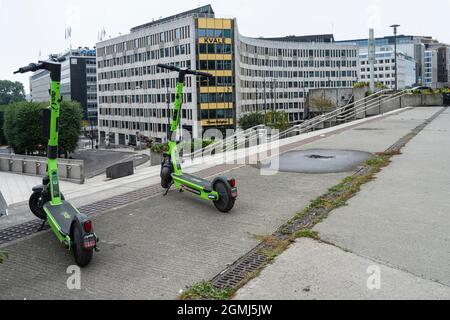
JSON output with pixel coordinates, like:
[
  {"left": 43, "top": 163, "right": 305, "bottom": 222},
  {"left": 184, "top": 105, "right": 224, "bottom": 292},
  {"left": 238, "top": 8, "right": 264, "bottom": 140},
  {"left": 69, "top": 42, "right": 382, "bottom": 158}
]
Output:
[
  {"left": 180, "top": 149, "right": 401, "bottom": 300},
  {"left": 0, "top": 251, "right": 8, "bottom": 264},
  {"left": 179, "top": 282, "right": 235, "bottom": 300},
  {"left": 294, "top": 229, "right": 319, "bottom": 240}
]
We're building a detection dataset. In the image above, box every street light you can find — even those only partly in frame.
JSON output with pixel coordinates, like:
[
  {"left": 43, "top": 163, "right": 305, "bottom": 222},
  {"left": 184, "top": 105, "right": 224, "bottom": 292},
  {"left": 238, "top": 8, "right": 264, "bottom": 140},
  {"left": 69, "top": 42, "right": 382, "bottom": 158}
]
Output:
[{"left": 390, "top": 24, "right": 400, "bottom": 91}]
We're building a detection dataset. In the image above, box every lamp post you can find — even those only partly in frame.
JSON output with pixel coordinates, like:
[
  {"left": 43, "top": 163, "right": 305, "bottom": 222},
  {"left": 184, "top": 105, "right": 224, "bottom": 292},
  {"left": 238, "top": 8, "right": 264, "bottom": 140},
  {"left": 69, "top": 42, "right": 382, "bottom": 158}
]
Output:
[
  {"left": 390, "top": 24, "right": 400, "bottom": 91},
  {"left": 263, "top": 74, "right": 267, "bottom": 125}
]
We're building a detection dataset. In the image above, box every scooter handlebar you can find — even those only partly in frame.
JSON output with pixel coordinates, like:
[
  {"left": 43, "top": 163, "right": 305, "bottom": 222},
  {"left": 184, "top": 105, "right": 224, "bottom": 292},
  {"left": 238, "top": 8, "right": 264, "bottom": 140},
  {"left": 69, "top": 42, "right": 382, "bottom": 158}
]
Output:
[
  {"left": 14, "top": 56, "right": 65, "bottom": 75},
  {"left": 157, "top": 63, "right": 213, "bottom": 78},
  {"left": 13, "top": 63, "right": 43, "bottom": 74}
]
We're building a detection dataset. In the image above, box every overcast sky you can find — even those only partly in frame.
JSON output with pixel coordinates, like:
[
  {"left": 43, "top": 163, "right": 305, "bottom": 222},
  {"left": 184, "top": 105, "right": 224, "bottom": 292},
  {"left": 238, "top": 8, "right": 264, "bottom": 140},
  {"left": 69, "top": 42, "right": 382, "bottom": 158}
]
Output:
[{"left": 1, "top": 0, "right": 449, "bottom": 93}]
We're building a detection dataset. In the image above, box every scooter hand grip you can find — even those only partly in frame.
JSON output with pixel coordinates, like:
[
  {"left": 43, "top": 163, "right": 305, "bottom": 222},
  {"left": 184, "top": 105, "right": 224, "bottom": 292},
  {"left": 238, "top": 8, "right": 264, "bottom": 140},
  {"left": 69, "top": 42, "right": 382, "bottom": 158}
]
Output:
[{"left": 13, "top": 63, "right": 40, "bottom": 74}]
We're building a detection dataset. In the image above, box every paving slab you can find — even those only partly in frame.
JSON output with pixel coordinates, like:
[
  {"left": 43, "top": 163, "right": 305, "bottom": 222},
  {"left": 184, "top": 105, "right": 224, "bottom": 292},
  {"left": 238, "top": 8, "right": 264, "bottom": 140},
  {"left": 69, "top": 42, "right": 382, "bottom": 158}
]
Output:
[
  {"left": 0, "top": 166, "right": 347, "bottom": 300},
  {"left": 235, "top": 239, "right": 450, "bottom": 300},
  {"left": 0, "top": 107, "right": 442, "bottom": 300},
  {"left": 235, "top": 107, "right": 450, "bottom": 300},
  {"left": 314, "top": 107, "right": 450, "bottom": 286},
  {"left": 293, "top": 107, "right": 440, "bottom": 153}
]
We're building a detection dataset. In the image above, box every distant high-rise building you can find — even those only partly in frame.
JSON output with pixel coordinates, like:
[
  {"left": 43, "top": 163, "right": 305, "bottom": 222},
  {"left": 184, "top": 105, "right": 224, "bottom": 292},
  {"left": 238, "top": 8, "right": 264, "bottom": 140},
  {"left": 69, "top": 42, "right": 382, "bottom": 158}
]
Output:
[
  {"left": 359, "top": 47, "right": 416, "bottom": 89},
  {"left": 337, "top": 35, "right": 439, "bottom": 87},
  {"left": 30, "top": 47, "right": 98, "bottom": 123}
]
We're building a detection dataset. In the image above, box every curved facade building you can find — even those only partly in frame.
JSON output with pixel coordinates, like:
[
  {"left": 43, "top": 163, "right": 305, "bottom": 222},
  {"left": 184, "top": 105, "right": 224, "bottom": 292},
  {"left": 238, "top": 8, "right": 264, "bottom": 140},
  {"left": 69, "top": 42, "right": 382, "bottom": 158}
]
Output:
[{"left": 235, "top": 31, "right": 359, "bottom": 123}]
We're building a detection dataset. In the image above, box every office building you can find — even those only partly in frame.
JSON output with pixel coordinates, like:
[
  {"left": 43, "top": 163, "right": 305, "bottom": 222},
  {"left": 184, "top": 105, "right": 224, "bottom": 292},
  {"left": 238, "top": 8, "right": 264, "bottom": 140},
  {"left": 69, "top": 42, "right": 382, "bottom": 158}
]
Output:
[
  {"left": 337, "top": 35, "right": 434, "bottom": 86},
  {"left": 30, "top": 48, "right": 98, "bottom": 123},
  {"left": 96, "top": 5, "right": 358, "bottom": 146},
  {"left": 424, "top": 43, "right": 450, "bottom": 88}
]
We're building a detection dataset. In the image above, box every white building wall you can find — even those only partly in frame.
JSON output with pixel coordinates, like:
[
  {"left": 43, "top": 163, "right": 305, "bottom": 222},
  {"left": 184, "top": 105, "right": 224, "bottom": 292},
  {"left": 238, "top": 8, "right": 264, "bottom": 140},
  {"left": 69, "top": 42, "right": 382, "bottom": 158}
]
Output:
[
  {"left": 234, "top": 30, "right": 359, "bottom": 124},
  {"left": 96, "top": 16, "right": 198, "bottom": 146},
  {"left": 359, "top": 47, "right": 416, "bottom": 89}
]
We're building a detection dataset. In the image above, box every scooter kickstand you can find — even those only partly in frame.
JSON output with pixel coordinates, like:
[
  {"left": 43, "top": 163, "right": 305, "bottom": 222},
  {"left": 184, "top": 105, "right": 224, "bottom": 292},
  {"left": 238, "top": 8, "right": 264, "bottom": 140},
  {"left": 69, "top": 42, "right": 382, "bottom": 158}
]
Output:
[
  {"left": 163, "top": 183, "right": 173, "bottom": 196},
  {"left": 39, "top": 219, "right": 47, "bottom": 231}
]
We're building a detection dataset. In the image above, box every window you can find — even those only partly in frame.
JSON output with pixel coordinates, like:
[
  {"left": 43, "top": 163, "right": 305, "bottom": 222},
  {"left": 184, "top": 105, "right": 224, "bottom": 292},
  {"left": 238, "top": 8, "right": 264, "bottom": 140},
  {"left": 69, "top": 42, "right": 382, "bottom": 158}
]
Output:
[{"left": 198, "top": 29, "right": 206, "bottom": 37}]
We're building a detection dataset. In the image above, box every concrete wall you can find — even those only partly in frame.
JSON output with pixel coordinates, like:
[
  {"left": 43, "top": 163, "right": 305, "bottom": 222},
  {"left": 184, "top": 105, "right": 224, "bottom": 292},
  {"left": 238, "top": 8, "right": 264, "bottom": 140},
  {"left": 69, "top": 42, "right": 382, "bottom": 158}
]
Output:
[
  {"left": 401, "top": 94, "right": 444, "bottom": 107},
  {"left": 306, "top": 88, "right": 354, "bottom": 113},
  {"left": 361, "top": 94, "right": 443, "bottom": 117},
  {"left": 0, "top": 155, "right": 85, "bottom": 184}
]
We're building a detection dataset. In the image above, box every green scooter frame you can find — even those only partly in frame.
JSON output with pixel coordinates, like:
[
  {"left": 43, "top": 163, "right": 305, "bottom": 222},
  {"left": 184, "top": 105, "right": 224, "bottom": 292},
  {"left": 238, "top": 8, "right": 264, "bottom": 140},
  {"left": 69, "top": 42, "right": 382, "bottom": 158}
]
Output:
[
  {"left": 157, "top": 64, "right": 238, "bottom": 213},
  {"left": 14, "top": 58, "right": 98, "bottom": 267}
]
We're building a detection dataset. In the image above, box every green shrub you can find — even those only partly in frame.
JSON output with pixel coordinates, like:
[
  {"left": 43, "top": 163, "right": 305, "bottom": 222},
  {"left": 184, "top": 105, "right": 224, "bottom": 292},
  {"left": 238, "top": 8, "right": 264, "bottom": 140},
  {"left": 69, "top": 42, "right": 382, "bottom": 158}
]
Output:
[
  {"left": 151, "top": 143, "right": 168, "bottom": 154},
  {"left": 3, "top": 100, "right": 82, "bottom": 155},
  {"left": 238, "top": 112, "right": 265, "bottom": 130}
]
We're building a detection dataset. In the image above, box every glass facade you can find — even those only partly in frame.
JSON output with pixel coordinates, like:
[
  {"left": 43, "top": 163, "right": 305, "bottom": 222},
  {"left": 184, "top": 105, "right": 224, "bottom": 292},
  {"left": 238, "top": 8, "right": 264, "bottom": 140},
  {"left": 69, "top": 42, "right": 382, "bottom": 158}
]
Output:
[{"left": 196, "top": 18, "right": 235, "bottom": 131}]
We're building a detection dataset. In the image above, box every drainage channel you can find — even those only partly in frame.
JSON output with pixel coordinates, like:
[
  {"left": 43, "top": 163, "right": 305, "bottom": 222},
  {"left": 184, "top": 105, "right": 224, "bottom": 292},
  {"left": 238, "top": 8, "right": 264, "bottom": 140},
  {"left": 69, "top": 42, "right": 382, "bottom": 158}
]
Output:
[
  {"left": 210, "top": 107, "right": 447, "bottom": 290},
  {"left": 0, "top": 164, "right": 241, "bottom": 247}
]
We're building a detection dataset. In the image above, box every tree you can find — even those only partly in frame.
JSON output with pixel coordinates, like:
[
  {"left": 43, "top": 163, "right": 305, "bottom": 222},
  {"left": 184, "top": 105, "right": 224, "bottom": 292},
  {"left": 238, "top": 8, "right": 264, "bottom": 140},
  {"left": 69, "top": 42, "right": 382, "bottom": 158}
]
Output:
[
  {"left": 0, "top": 80, "right": 26, "bottom": 105},
  {"left": 238, "top": 111, "right": 290, "bottom": 131},
  {"left": 59, "top": 100, "right": 83, "bottom": 157},
  {"left": 309, "top": 96, "right": 334, "bottom": 115},
  {"left": 238, "top": 112, "right": 265, "bottom": 130},
  {"left": 0, "top": 105, "right": 7, "bottom": 145},
  {"left": 3, "top": 101, "right": 82, "bottom": 156},
  {"left": 266, "top": 111, "right": 289, "bottom": 131},
  {"left": 3, "top": 101, "right": 46, "bottom": 155}
]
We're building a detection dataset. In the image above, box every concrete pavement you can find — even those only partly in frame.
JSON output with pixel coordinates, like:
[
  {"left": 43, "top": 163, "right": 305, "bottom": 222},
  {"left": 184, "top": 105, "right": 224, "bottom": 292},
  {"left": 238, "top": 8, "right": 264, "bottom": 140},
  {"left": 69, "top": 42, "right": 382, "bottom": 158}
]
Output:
[
  {"left": 0, "top": 107, "right": 445, "bottom": 300},
  {"left": 235, "top": 239, "right": 450, "bottom": 300},
  {"left": 0, "top": 108, "right": 407, "bottom": 229},
  {"left": 235, "top": 107, "right": 450, "bottom": 300}
]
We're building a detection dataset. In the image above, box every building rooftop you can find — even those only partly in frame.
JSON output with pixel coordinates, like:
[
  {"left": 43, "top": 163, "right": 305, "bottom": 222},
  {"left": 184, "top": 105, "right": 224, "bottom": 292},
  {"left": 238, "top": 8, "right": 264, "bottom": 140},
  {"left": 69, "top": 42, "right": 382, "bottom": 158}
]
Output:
[
  {"left": 130, "top": 4, "right": 215, "bottom": 33},
  {"left": 258, "top": 34, "right": 335, "bottom": 43},
  {"left": 335, "top": 35, "right": 437, "bottom": 45}
]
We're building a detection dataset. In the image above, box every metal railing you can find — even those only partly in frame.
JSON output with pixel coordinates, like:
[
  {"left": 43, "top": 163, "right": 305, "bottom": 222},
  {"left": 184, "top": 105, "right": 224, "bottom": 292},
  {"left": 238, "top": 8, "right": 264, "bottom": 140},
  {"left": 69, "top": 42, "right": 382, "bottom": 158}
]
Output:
[
  {"left": 184, "top": 89, "right": 410, "bottom": 160},
  {"left": 185, "top": 124, "right": 266, "bottom": 159},
  {"left": 270, "top": 89, "right": 405, "bottom": 141}
]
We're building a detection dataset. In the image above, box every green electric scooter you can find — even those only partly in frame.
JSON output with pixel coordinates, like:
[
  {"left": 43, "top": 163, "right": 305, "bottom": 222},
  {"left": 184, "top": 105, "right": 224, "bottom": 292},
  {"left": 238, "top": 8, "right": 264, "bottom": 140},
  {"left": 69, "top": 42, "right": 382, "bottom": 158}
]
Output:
[
  {"left": 157, "top": 64, "right": 238, "bottom": 213},
  {"left": 14, "top": 58, "right": 99, "bottom": 267}
]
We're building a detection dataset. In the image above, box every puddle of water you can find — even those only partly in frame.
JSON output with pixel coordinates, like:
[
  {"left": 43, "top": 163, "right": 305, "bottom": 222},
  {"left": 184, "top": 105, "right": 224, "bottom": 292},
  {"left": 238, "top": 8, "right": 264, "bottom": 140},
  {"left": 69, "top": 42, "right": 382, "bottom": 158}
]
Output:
[{"left": 261, "top": 149, "right": 372, "bottom": 174}]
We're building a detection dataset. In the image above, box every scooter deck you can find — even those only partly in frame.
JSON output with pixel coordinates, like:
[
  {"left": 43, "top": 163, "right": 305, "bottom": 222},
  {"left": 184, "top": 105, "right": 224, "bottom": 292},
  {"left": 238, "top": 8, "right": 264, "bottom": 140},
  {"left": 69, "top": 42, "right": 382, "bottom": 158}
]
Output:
[
  {"left": 173, "top": 173, "right": 213, "bottom": 192},
  {"left": 43, "top": 201, "right": 79, "bottom": 236}
]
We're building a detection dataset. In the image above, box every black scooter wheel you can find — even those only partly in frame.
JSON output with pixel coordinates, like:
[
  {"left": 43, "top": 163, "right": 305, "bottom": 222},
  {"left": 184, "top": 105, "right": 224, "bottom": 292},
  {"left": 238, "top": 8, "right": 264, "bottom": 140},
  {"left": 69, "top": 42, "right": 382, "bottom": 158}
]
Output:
[
  {"left": 29, "top": 192, "right": 65, "bottom": 221},
  {"left": 161, "top": 166, "right": 173, "bottom": 189},
  {"left": 71, "top": 222, "right": 93, "bottom": 268},
  {"left": 213, "top": 181, "right": 235, "bottom": 213},
  {"left": 29, "top": 192, "right": 48, "bottom": 220}
]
